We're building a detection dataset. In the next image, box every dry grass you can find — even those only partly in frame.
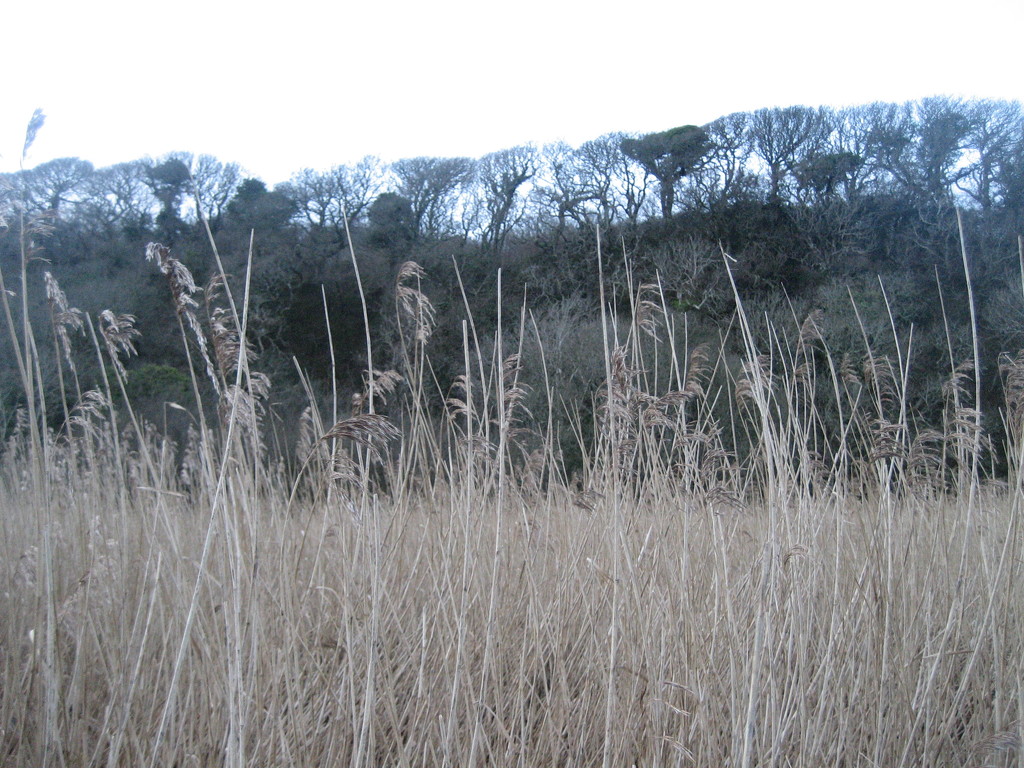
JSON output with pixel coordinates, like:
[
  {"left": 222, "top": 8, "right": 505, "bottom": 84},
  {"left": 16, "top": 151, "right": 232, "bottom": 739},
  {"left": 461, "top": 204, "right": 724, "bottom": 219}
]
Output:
[{"left": 1, "top": 232, "right": 1023, "bottom": 767}]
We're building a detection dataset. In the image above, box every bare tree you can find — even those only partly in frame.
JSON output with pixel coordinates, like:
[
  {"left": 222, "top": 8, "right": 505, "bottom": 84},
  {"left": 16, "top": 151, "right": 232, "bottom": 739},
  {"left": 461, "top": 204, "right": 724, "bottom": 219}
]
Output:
[
  {"left": 574, "top": 134, "right": 623, "bottom": 228},
  {"left": 750, "top": 106, "right": 829, "bottom": 204},
  {"left": 687, "top": 112, "right": 755, "bottom": 210},
  {"left": 959, "top": 99, "right": 1022, "bottom": 210},
  {"left": 826, "top": 104, "right": 887, "bottom": 200},
  {"left": 285, "top": 168, "right": 337, "bottom": 230},
  {"left": 572, "top": 132, "right": 657, "bottom": 228},
  {"left": 392, "top": 156, "right": 474, "bottom": 238},
  {"left": 20, "top": 157, "right": 94, "bottom": 218},
  {"left": 286, "top": 157, "right": 386, "bottom": 233},
  {"left": 84, "top": 161, "right": 157, "bottom": 232},
  {"left": 864, "top": 98, "right": 975, "bottom": 203},
  {"left": 189, "top": 154, "right": 242, "bottom": 228},
  {"left": 530, "top": 142, "right": 598, "bottom": 241},
  {"left": 474, "top": 144, "right": 537, "bottom": 254},
  {"left": 913, "top": 96, "right": 975, "bottom": 202}
]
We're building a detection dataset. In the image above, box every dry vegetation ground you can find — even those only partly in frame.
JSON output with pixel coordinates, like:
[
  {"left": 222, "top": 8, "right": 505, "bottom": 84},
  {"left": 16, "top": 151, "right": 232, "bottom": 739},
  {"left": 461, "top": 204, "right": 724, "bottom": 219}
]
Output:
[{"left": 2, "top": 235, "right": 1023, "bottom": 767}]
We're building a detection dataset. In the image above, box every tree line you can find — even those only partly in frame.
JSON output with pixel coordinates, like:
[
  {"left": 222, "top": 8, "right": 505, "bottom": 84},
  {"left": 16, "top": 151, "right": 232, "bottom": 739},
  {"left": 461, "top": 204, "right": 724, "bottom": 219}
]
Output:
[{"left": 5, "top": 97, "right": 1021, "bottom": 241}]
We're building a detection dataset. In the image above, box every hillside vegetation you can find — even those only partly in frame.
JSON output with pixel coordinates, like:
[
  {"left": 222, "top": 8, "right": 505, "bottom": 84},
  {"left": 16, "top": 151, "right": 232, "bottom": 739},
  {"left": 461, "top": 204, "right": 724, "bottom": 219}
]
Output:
[{"left": 2, "top": 96, "right": 1023, "bottom": 463}]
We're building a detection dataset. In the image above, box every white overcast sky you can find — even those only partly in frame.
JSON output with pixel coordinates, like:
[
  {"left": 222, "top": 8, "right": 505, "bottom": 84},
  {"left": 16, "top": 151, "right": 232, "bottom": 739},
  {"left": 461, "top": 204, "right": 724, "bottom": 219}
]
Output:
[{"left": 2, "top": 0, "right": 1022, "bottom": 186}]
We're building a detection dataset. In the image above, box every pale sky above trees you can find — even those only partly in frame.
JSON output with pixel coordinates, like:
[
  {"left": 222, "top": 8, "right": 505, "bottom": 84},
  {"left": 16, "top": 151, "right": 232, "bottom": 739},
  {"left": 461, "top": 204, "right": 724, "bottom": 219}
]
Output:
[{"left": 2, "top": 0, "right": 1022, "bottom": 185}]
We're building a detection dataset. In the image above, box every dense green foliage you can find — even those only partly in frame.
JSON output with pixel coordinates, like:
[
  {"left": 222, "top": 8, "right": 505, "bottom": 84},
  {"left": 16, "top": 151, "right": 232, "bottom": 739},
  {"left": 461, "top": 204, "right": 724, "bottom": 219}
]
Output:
[{"left": 1, "top": 96, "right": 1022, "bottom": 472}]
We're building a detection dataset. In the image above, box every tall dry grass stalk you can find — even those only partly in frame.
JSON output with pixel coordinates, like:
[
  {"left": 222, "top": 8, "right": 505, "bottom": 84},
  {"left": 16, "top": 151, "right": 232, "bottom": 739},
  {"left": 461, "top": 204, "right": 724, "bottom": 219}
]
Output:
[{"left": 2, "top": 222, "right": 1024, "bottom": 767}]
